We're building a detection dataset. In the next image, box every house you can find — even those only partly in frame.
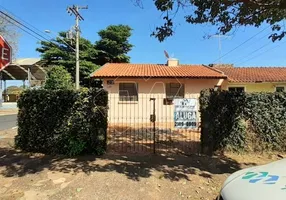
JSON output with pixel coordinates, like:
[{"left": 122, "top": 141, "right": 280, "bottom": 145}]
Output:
[
  {"left": 91, "top": 60, "right": 286, "bottom": 127},
  {"left": 91, "top": 59, "right": 226, "bottom": 127},
  {"left": 214, "top": 65, "right": 286, "bottom": 92},
  {"left": 91, "top": 61, "right": 286, "bottom": 153}
]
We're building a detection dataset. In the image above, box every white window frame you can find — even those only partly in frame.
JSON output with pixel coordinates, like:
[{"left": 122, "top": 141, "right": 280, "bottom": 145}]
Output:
[
  {"left": 119, "top": 82, "right": 138, "bottom": 101},
  {"left": 165, "top": 83, "right": 185, "bottom": 99}
]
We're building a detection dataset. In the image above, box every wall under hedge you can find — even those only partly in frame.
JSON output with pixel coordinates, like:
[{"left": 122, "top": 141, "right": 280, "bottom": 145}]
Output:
[
  {"left": 16, "top": 88, "right": 108, "bottom": 156},
  {"left": 200, "top": 90, "right": 286, "bottom": 154}
]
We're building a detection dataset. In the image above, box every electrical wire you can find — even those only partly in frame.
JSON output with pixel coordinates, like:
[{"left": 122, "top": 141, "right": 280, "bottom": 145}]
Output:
[
  {"left": 0, "top": 10, "right": 50, "bottom": 42},
  {"left": 237, "top": 40, "right": 286, "bottom": 66},
  {"left": 0, "top": 14, "right": 43, "bottom": 41},
  {"left": 212, "top": 25, "right": 271, "bottom": 64},
  {"left": 0, "top": 5, "right": 53, "bottom": 40},
  {"left": 0, "top": 8, "right": 75, "bottom": 51},
  {"left": 231, "top": 41, "right": 272, "bottom": 65}
]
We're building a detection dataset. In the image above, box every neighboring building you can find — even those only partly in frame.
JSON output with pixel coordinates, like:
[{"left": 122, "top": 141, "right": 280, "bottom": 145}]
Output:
[
  {"left": 215, "top": 66, "right": 286, "bottom": 92},
  {"left": 0, "top": 58, "right": 47, "bottom": 105},
  {"left": 91, "top": 59, "right": 226, "bottom": 125},
  {"left": 1, "top": 58, "right": 46, "bottom": 84}
]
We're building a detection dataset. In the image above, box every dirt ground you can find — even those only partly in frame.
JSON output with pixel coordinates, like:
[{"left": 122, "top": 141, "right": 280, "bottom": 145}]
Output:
[
  {"left": 108, "top": 124, "right": 201, "bottom": 155},
  {"left": 0, "top": 129, "right": 283, "bottom": 200}
]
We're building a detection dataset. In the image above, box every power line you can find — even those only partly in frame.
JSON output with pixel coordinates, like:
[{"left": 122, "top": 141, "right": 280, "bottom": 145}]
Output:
[
  {"left": 0, "top": 8, "right": 75, "bottom": 51},
  {"left": 237, "top": 40, "right": 286, "bottom": 66},
  {"left": 211, "top": 25, "right": 271, "bottom": 64},
  {"left": 224, "top": 31, "right": 272, "bottom": 62},
  {"left": 0, "top": 14, "right": 43, "bottom": 41},
  {"left": 231, "top": 41, "right": 272, "bottom": 64},
  {"left": 0, "top": 10, "right": 50, "bottom": 41},
  {"left": 0, "top": 5, "right": 53, "bottom": 40}
]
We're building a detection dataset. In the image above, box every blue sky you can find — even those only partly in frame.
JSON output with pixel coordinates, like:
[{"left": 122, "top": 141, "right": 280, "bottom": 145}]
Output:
[{"left": 1, "top": 0, "right": 286, "bottom": 86}]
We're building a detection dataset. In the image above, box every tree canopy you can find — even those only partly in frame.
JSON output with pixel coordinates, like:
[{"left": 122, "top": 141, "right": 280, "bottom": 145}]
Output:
[
  {"left": 94, "top": 25, "right": 133, "bottom": 65},
  {"left": 37, "top": 32, "right": 97, "bottom": 86},
  {"left": 37, "top": 25, "right": 133, "bottom": 87},
  {"left": 143, "top": 0, "right": 286, "bottom": 42},
  {"left": 44, "top": 66, "right": 73, "bottom": 90}
]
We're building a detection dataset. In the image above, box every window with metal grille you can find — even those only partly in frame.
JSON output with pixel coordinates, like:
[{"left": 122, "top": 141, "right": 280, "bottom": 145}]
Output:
[
  {"left": 165, "top": 83, "right": 185, "bottom": 99},
  {"left": 119, "top": 83, "right": 138, "bottom": 101},
  {"left": 228, "top": 87, "right": 245, "bottom": 92}
]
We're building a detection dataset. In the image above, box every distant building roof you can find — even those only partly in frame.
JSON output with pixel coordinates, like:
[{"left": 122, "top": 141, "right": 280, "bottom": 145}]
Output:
[
  {"left": 0, "top": 58, "right": 46, "bottom": 81},
  {"left": 11, "top": 58, "right": 41, "bottom": 66},
  {"left": 91, "top": 63, "right": 226, "bottom": 79},
  {"left": 215, "top": 67, "right": 286, "bottom": 83}
]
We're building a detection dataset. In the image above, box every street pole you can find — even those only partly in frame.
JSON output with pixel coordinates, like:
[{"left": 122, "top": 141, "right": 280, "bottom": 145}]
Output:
[
  {"left": 67, "top": 5, "right": 88, "bottom": 90},
  {"left": 75, "top": 7, "right": 80, "bottom": 90}
]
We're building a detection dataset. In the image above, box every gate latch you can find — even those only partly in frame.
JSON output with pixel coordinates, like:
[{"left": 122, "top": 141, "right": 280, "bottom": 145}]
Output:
[{"left": 150, "top": 114, "right": 156, "bottom": 122}]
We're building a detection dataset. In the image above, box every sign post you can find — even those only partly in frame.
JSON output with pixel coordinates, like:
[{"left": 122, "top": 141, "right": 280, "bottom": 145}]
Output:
[
  {"left": 0, "top": 35, "right": 12, "bottom": 107},
  {"left": 174, "top": 98, "right": 198, "bottom": 129}
]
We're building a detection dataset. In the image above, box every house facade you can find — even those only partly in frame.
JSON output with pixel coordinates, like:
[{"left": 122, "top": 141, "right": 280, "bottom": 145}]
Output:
[
  {"left": 91, "top": 59, "right": 226, "bottom": 128},
  {"left": 91, "top": 61, "right": 286, "bottom": 154},
  {"left": 92, "top": 60, "right": 286, "bottom": 129}
]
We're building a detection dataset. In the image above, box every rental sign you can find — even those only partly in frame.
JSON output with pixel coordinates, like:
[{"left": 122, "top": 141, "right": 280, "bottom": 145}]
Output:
[
  {"left": 174, "top": 98, "right": 198, "bottom": 129},
  {"left": 0, "top": 35, "right": 12, "bottom": 71}
]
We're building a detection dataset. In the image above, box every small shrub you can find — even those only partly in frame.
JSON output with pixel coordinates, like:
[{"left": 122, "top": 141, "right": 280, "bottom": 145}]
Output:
[{"left": 68, "top": 137, "right": 86, "bottom": 156}]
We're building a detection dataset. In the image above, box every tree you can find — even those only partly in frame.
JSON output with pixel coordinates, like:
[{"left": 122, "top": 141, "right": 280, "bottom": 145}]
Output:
[
  {"left": 94, "top": 25, "right": 133, "bottom": 65},
  {"left": 0, "top": 12, "right": 19, "bottom": 59},
  {"left": 37, "top": 32, "right": 98, "bottom": 86},
  {"left": 44, "top": 66, "right": 73, "bottom": 90},
  {"left": 37, "top": 25, "right": 133, "bottom": 86},
  {"left": 140, "top": 0, "right": 286, "bottom": 42}
]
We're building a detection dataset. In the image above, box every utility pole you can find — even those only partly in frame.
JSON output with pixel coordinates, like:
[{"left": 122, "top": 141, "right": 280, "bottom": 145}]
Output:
[{"left": 67, "top": 5, "right": 88, "bottom": 90}]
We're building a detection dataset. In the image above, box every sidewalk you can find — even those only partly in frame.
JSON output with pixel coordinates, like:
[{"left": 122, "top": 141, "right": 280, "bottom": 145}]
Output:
[{"left": 0, "top": 103, "right": 18, "bottom": 116}]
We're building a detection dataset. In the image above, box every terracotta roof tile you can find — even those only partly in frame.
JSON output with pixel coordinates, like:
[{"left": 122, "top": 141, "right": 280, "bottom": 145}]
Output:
[
  {"left": 215, "top": 67, "right": 286, "bottom": 82},
  {"left": 91, "top": 63, "right": 226, "bottom": 79}
]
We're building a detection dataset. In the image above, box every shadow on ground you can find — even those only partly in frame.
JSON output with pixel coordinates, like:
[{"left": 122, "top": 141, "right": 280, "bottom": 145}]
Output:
[
  {"left": 0, "top": 147, "right": 258, "bottom": 182},
  {"left": 108, "top": 126, "right": 201, "bottom": 155}
]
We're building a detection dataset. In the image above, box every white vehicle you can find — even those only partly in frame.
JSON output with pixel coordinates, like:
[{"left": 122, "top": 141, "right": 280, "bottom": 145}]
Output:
[{"left": 218, "top": 158, "right": 286, "bottom": 200}]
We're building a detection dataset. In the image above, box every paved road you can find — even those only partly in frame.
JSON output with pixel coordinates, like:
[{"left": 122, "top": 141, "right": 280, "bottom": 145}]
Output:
[{"left": 0, "top": 114, "right": 17, "bottom": 131}]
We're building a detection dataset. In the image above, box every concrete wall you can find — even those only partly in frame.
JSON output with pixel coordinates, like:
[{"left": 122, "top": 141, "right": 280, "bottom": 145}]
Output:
[{"left": 103, "top": 78, "right": 224, "bottom": 125}]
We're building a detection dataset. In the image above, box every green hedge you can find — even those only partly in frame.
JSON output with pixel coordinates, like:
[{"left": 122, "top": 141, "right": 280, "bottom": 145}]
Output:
[
  {"left": 200, "top": 90, "right": 286, "bottom": 154},
  {"left": 16, "top": 88, "right": 108, "bottom": 156}
]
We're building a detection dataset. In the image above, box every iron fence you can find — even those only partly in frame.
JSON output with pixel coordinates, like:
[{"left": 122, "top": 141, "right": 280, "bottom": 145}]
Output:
[{"left": 107, "top": 94, "right": 201, "bottom": 155}]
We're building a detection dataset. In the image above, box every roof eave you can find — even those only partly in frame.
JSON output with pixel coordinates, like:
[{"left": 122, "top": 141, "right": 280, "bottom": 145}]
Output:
[
  {"left": 229, "top": 80, "right": 286, "bottom": 83},
  {"left": 92, "top": 76, "right": 227, "bottom": 79}
]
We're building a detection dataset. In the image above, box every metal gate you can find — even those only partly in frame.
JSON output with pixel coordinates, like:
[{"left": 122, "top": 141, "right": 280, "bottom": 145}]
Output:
[{"left": 107, "top": 94, "right": 201, "bottom": 155}]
